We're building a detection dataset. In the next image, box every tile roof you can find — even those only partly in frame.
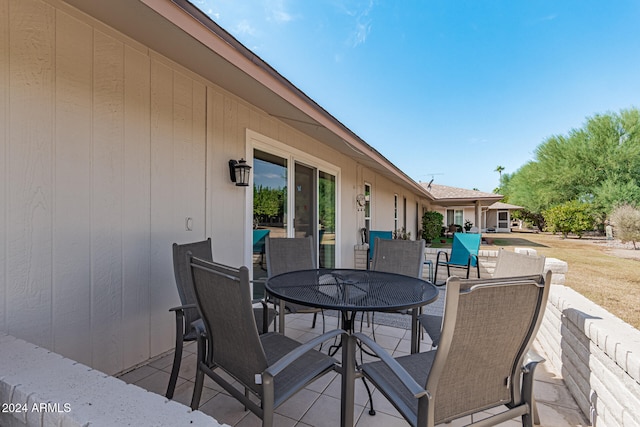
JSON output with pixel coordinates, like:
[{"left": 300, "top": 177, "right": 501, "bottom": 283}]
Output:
[{"left": 420, "top": 182, "right": 502, "bottom": 201}]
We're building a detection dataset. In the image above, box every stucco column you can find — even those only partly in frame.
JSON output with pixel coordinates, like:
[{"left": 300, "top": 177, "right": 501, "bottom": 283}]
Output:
[{"left": 475, "top": 201, "right": 482, "bottom": 232}]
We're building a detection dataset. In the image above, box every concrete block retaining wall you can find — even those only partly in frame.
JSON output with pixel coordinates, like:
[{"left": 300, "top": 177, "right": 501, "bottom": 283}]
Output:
[
  {"left": 537, "top": 285, "right": 640, "bottom": 427},
  {"left": 0, "top": 334, "right": 223, "bottom": 427}
]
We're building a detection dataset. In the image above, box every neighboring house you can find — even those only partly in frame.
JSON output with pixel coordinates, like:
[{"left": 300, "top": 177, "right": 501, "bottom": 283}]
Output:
[
  {"left": 421, "top": 183, "right": 505, "bottom": 232},
  {"left": 0, "top": 0, "right": 438, "bottom": 375},
  {"left": 486, "top": 201, "right": 524, "bottom": 233}
]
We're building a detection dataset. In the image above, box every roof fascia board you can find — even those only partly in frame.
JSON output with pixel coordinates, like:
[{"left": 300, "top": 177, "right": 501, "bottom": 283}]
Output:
[{"left": 141, "top": 0, "right": 430, "bottom": 198}]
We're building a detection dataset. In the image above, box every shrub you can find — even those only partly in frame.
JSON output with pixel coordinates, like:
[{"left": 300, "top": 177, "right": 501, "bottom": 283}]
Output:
[
  {"left": 609, "top": 204, "right": 640, "bottom": 249},
  {"left": 543, "top": 200, "right": 595, "bottom": 238},
  {"left": 422, "top": 211, "right": 444, "bottom": 243}
]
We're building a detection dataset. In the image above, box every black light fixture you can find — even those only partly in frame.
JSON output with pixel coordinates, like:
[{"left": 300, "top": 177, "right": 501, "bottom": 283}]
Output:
[{"left": 229, "top": 158, "right": 251, "bottom": 186}]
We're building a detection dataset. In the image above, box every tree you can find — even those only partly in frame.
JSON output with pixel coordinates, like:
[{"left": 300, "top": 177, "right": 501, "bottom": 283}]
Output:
[
  {"left": 543, "top": 200, "right": 595, "bottom": 238},
  {"left": 495, "top": 165, "right": 505, "bottom": 179},
  {"left": 609, "top": 204, "right": 640, "bottom": 249},
  {"left": 505, "top": 108, "right": 640, "bottom": 224},
  {"left": 421, "top": 211, "right": 444, "bottom": 243}
]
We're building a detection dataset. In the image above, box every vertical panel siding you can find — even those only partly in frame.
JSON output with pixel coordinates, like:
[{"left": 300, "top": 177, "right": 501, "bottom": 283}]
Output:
[
  {"left": 91, "top": 29, "right": 125, "bottom": 374},
  {"left": 122, "top": 44, "right": 151, "bottom": 369},
  {"left": 0, "top": 0, "right": 8, "bottom": 332},
  {"left": 149, "top": 60, "right": 206, "bottom": 356},
  {"left": 52, "top": 9, "right": 93, "bottom": 365},
  {"left": 7, "top": 0, "right": 55, "bottom": 347},
  {"left": 149, "top": 60, "right": 174, "bottom": 357}
]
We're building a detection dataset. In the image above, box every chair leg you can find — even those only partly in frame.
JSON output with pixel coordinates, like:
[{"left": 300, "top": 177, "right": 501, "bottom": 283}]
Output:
[
  {"left": 190, "top": 337, "right": 207, "bottom": 410},
  {"left": 362, "top": 377, "right": 376, "bottom": 416},
  {"left": 166, "top": 315, "right": 185, "bottom": 399},
  {"left": 312, "top": 312, "right": 318, "bottom": 328}
]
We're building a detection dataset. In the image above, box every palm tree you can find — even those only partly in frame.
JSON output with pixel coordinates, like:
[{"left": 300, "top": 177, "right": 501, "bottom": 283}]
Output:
[{"left": 495, "top": 165, "right": 505, "bottom": 179}]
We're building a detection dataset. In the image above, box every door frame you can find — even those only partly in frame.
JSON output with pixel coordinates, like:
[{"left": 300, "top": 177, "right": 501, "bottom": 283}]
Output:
[{"left": 246, "top": 129, "right": 341, "bottom": 268}]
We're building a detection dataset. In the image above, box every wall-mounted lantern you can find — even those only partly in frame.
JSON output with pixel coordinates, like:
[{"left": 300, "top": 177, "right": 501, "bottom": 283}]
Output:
[{"left": 228, "top": 158, "right": 251, "bottom": 186}]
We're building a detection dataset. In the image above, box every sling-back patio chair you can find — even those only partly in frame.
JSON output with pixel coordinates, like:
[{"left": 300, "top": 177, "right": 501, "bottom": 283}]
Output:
[
  {"left": 371, "top": 237, "right": 427, "bottom": 320},
  {"left": 421, "top": 248, "right": 547, "bottom": 348},
  {"left": 165, "top": 238, "right": 275, "bottom": 399},
  {"left": 265, "top": 236, "right": 324, "bottom": 333},
  {"left": 433, "top": 233, "right": 481, "bottom": 285},
  {"left": 355, "top": 271, "right": 552, "bottom": 427},
  {"left": 493, "top": 249, "right": 546, "bottom": 279},
  {"left": 188, "top": 256, "right": 342, "bottom": 427},
  {"left": 367, "top": 230, "right": 393, "bottom": 268}
]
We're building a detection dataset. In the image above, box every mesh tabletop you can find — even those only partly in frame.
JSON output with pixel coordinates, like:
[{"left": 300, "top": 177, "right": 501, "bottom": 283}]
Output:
[{"left": 266, "top": 269, "right": 438, "bottom": 312}]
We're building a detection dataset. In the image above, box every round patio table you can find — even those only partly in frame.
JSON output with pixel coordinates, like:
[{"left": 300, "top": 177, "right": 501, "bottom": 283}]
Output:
[{"left": 265, "top": 268, "right": 438, "bottom": 427}]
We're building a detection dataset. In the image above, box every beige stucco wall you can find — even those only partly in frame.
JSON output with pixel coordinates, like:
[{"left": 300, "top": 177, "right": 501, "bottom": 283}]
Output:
[{"left": 0, "top": 0, "right": 427, "bottom": 374}]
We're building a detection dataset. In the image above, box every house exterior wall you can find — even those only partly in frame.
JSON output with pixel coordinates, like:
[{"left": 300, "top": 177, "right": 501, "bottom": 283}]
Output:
[{"left": 0, "top": 0, "right": 427, "bottom": 374}]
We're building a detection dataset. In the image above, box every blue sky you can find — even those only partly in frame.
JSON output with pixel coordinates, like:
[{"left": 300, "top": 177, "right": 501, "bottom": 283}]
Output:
[{"left": 195, "top": 0, "right": 640, "bottom": 193}]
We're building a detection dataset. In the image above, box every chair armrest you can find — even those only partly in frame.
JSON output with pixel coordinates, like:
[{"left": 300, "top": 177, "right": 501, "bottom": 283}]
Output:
[
  {"left": 417, "top": 314, "right": 442, "bottom": 347},
  {"left": 354, "top": 333, "right": 428, "bottom": 399},
  {"left": 263, "top": 329, "right": 344, "bottom": 378},
  {"left": 169, "top": 303, "right": 197, "bottom": 312},
  {"left": 524, "top": 350, "right": 545, "bottom": 373}
]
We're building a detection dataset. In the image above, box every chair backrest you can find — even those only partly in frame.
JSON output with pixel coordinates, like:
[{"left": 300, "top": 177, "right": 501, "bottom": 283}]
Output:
[
  {"left": 172, "top": 238, "right": 213, "bottom": 327},
  {"left": 189, "top": 256, "right": 268, "bottom": 395},
  {"left": 493, "top": 249, "right": 546, "bottom": 278},
  {"left": 265, "top": 236, "right": 316, "bottom": 277},
  {"left": 448, "top": 233, "right": 481, "bottom": 266},
  {"left": 368, "top": 230, "right": 393, "bottom": 260},
  {"left": 371, "top": 238, "right": 426, "bottom": 278},
  {"left": 426, "top": 271, "right": 551, "bottom": 424}
]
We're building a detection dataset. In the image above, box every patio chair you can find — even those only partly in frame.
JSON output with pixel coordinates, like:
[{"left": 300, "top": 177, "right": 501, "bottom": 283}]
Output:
[
  {"left": 433, "top": 232, "right": 481, "bottom": 285},
  {"left": 265, "top": 236, "right": 324, "bottom": 333},
  {"left": 493, "top": 249, "right": 546, "bottom": 279},
  {"left": 367, "top": 230, "right": 393, "bottom": 268},
  {"left": 252, "top": 229, "right": 270, "bottom": 269},
  {"left": 355, "top": 271, "right": 552, "bottom": 427},
  {"left": 165, "top": 238, "right": 275, "bottom": 399},
  {"left": 420, "top": 248, "right": 547, "bottom": 347},
  {"left": 371, "top": 237, "right": 427, "bottom": 318},
  {"left": 188, "top": 256, "right": 342, "bottom": 427}
]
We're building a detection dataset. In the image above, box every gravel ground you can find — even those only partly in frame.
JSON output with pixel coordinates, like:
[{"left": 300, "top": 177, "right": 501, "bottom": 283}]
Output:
[{"left": 591, "top": 237, "right": 640, "bottom": 259}]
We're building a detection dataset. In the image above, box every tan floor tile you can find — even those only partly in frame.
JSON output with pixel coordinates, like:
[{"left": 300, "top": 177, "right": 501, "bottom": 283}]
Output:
[
  {"left": 367, "top": 389, "right": 403, "bottom": 419},
  {"left": 535, "top": 380, "right": 582, "bottom": 410},
  {"left": 300, "top": 394, "right": 365, "bottom": 427},
  {"left": 374, "top": 323, "right": 408, "bottom": 339},
  {"left": 355, "top": 409, "right": 409, "bottom": 426},
  {"left": 370, "top": 333, "right": 401, "bottom": 352},
  {"left": 198, "top": 392, "right": 252, "bottom": 426},
  {"left": 148, "top": 352, "right": 176, "bottom": 371},
  {"left": 536, "top": 401, "right": 589, "bottom": 427},
  {"left": 275, "top": 388, "right": 321, "bottom": 420},
  {"left": 305, "top": 370, "right": 338, "bottom": 394},
  {"left": 117, "top": 365, "right": 158, "bottom": 384},
  {"left": 395, "top": 338, "right": 412, "bottom": 353},
  {"left": 133, "top": 369, "right": 175, "bottom": 396},
  {"left": 323, "top": 373, "right": 375, "bottom": 408},
  {"left": 171, "top": 378, "right": 220, "bottom": 408}
]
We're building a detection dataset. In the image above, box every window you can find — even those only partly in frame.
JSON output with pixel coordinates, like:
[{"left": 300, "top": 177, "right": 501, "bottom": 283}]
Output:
[
  {"left": 364, "top": 183, "right": 371, "bottom": 236},
  {"left": 446, "top": 209, "right": 463, "bottom": 226},
  {"left": 394, "top": 194, "right": 398, "bottom": 232}
]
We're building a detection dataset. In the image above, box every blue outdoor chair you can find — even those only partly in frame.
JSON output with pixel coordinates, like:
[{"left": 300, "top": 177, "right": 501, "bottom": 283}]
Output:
[
  {"left": 433, "top": 233, "right": 481, "bottom": 285},
  {"left": 367, "top": 230, "right": 393, "bottom": 269}
]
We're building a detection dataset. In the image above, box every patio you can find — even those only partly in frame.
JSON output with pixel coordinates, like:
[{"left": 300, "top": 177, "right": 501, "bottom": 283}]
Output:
[{"left": 118, "top": 307, "right": 589, "bottom": 426}]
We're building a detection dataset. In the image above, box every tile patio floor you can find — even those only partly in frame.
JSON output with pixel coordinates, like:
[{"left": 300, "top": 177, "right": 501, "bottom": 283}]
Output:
[{"left": 118, "top": 312, "right": 590, "bottom": 426}]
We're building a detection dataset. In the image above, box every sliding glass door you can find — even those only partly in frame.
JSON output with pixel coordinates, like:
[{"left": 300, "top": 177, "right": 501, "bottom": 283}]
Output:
[{"left": 252, "top": 149, "right": 337, "bottom": 279}]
